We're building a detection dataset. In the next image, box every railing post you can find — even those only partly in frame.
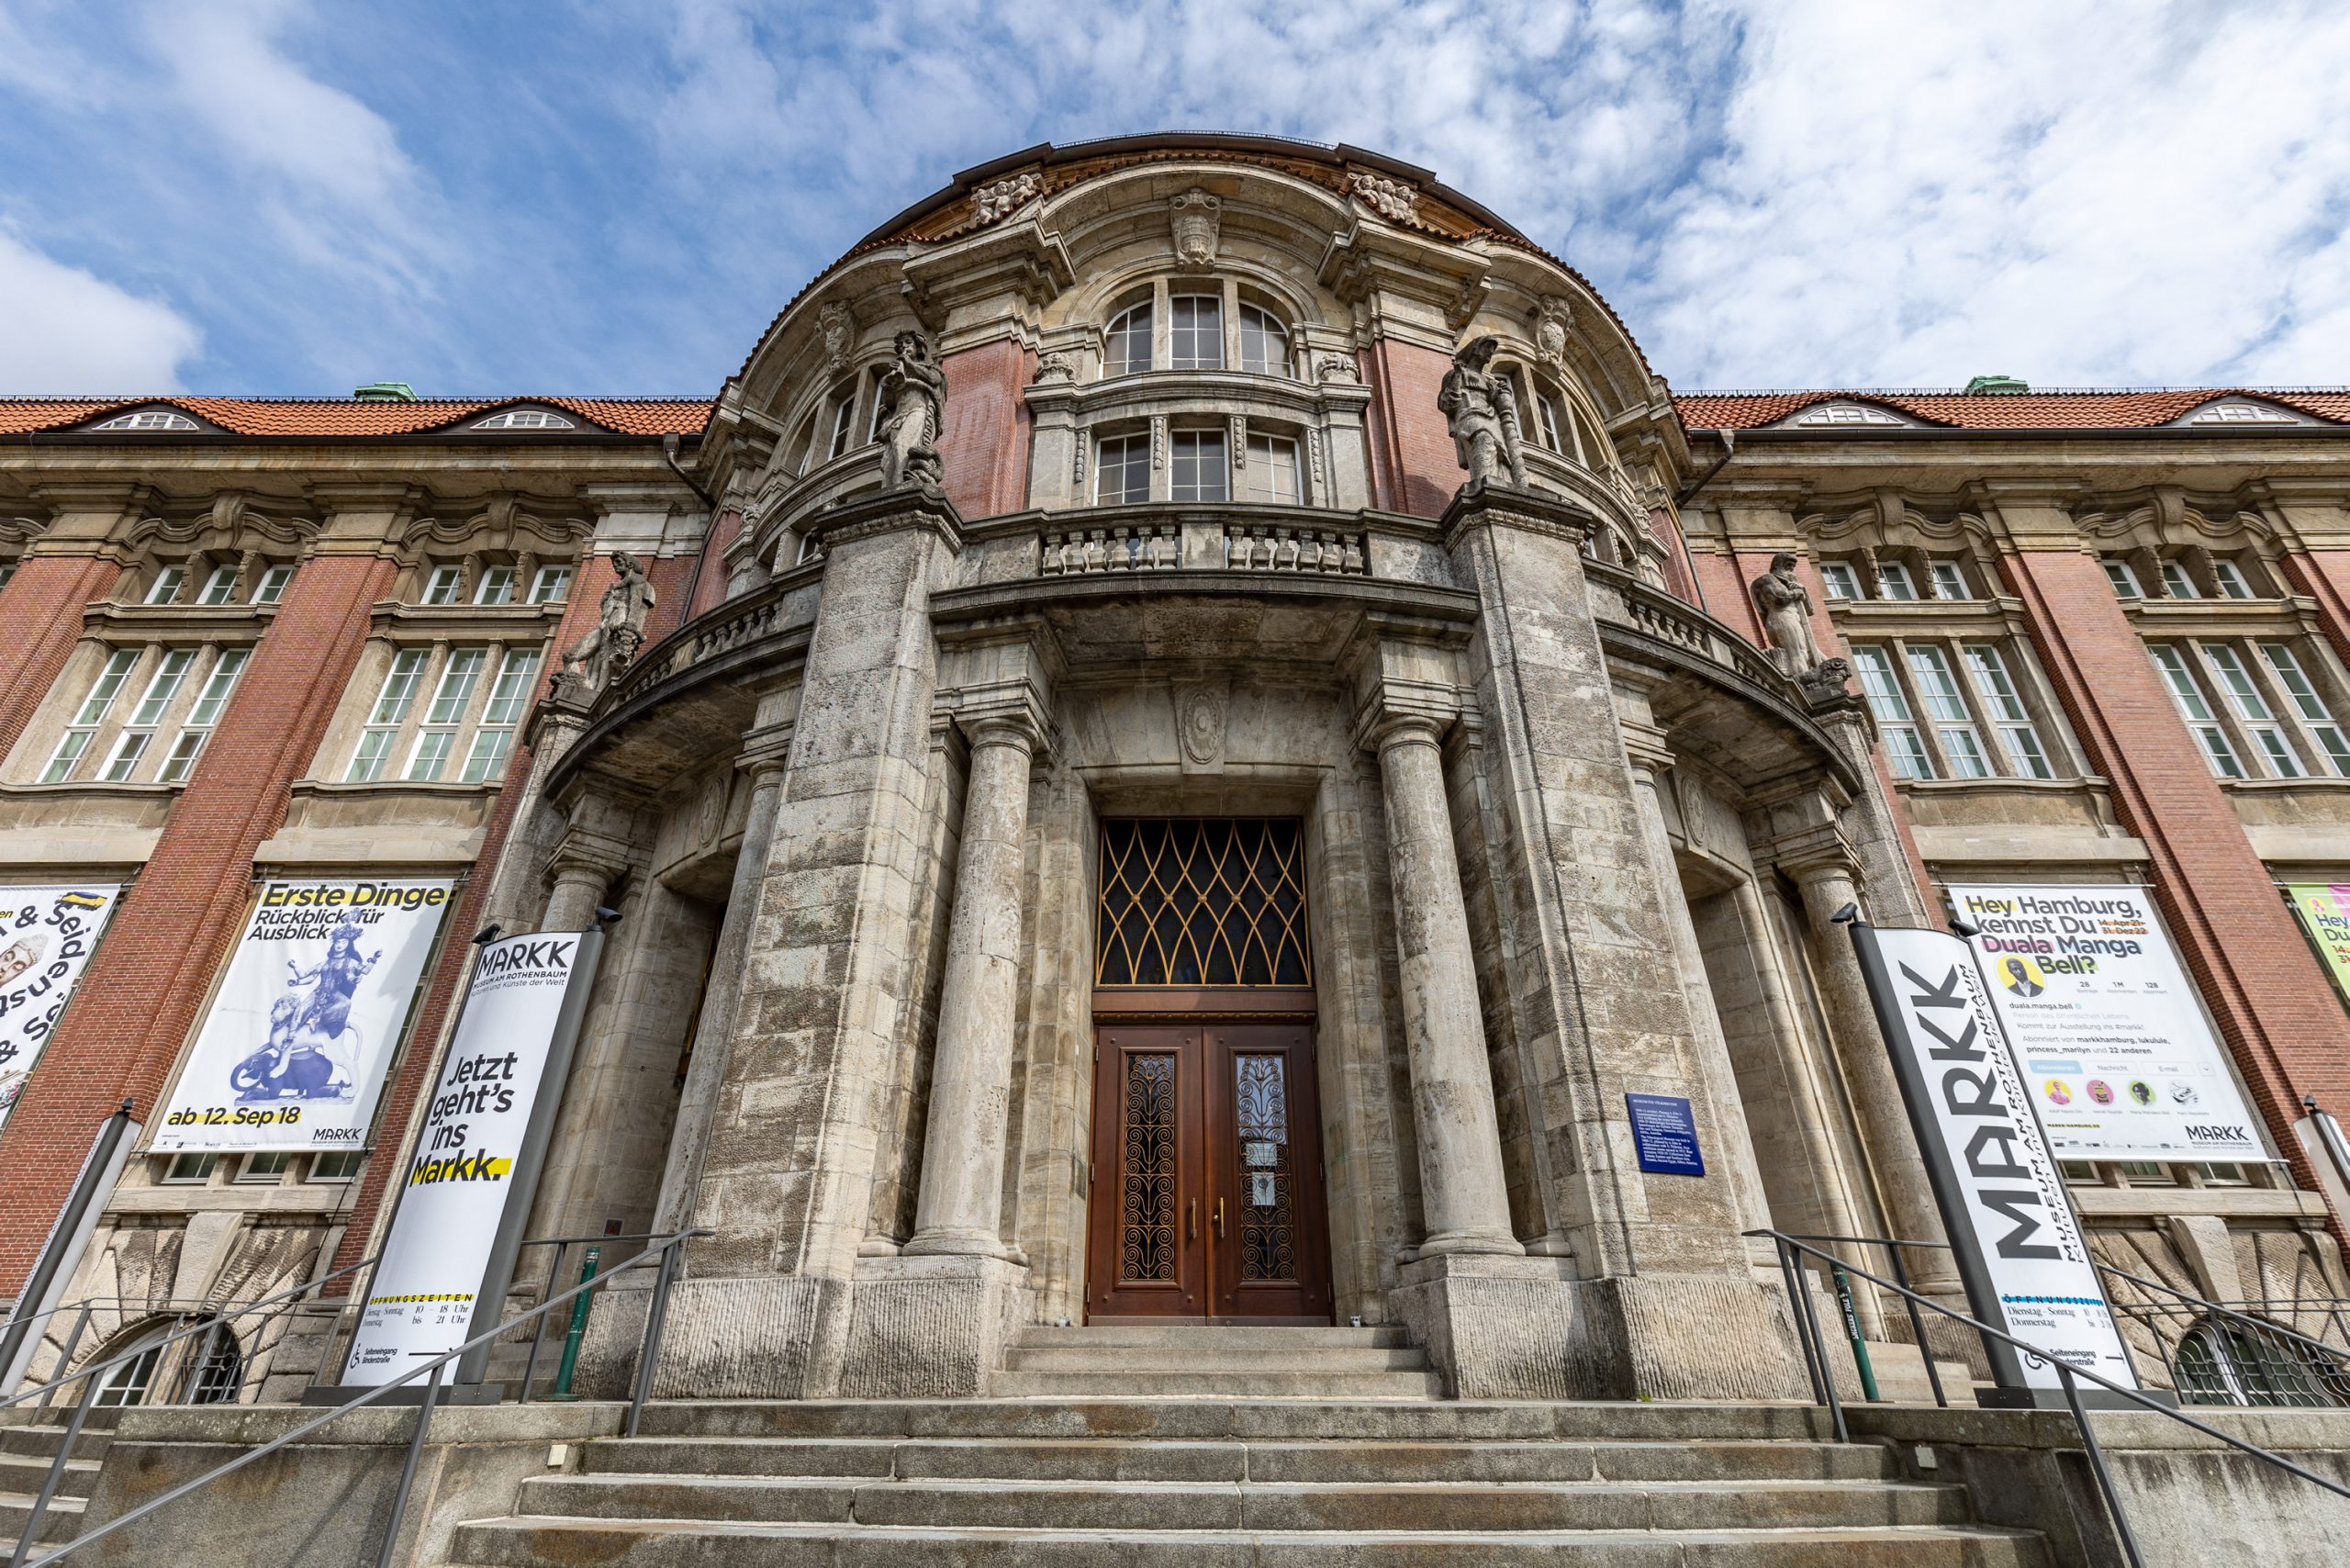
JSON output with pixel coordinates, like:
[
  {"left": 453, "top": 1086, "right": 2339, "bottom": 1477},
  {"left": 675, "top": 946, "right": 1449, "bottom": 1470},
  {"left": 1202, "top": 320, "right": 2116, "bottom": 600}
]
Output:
[
  {"left": 1776, "top": 1237, "right": 1827, "bottom": 1406},
  {"left": 518, "top": 1241, "right": 566, "bottom": 1403},
  {"left": 1786, "top": 1251, "right": 1847, "bottom": 1442},
  {"left": 1829, "top": 1258, "right": 1881, "bottom": 1402},
  {"left": 547, "top": 1244, "right": 603, "bottom": 1403},
  {"left": 42, "top": 1306, "right": 92, "bottom": 1411},
  {"left": 1886, "top": 1246, "right": 1947, "bottom": 1407},
  {"left": 375, "top": 1362, "right": 443, "bottom": 1568},
  {"left": 2059, "top": 1363, "right": 2144, "bottom": 1568},
  {"left": 15, "top": 1369, "right": 102, "bottom": 1568},
  {"left": 626, "top": 1239, "right": 680, "bottom": 1439}
]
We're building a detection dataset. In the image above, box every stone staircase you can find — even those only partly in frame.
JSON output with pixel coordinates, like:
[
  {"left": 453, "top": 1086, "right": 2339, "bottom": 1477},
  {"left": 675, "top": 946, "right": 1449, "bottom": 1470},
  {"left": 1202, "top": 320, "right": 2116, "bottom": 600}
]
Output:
[
  {"left": 436, "top": 1396, "right": 2048, "bottom": 1565},
  {"left": 0, "top": 1405, "right": 118, "bottom": 1562},
  {"left": 996, "top": 1323, "right": 1444, "bottom": 1398}
]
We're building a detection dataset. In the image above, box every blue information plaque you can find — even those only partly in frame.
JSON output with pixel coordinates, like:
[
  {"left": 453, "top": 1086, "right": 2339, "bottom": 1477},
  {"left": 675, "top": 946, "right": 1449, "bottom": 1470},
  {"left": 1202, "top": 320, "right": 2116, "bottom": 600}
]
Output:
[{"left": 1625, "top": 1092, "right": 1705, "bottom": 1176}]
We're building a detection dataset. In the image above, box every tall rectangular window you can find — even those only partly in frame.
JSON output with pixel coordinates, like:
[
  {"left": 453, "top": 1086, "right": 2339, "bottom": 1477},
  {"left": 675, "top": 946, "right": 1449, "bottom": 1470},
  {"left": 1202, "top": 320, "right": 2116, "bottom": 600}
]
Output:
[
  {"left": 2200, "top": 642, "right": 2298, "bottom": 776},
  {"left": 347, "top": 649, "right": 427, "bottom": 782},
  {"left": 1169, "top": 295, "right": 1223, "bottom": 370},
  {"left": 1095, "top": 434, "right": 1150, "bottom": 505},
  {"left": 1169, "top": 429, "right": 1228, "bottom": 502},
  {"left": 1246, "top": 434, "right": 1301, "bottom": 504},
  {"left": 159, "top": 648, "right": 249, "bottom": 783},
  {"left": 2259, "top": 642, "right": 2350, "bottom": 776},
  {"left": 196, "top": 565, "right": 240, "bottom": 605},
  {"left": 44, "top": 649, "right": 140, "bottom": 782},
  {"left": 1851, "top": 644, "right": 1933, "bottom": 779},
  {"left": 2152, "top": 644, "right": 2244, "bottom": 778},
  {"left": 144, "top": 566, "right": 185, "bottom": 605},
  {"left": 1237, "top": 304, "right": 1288, "bottom": 375},
  {"left": 1102, "top": 304, "right": 1152, "bottom": 377},
  {"left": 2103, "top": 559, "right": 2143, "bottom": 599},
  {"left": 1906, "top": 644, "right": 1990, "bottom": 778},
  {"left": 826, "top": 383, "right": 859, "bottom": 459},
  {"left": 406, "top": 648, "right": 486, "bottom": 781},
  {"left": 250, "top": 565, "right": 293, "bottom": 604},
  {"left": 1819, "top": 561, "right": 1863, "bottom": 600},
  {"left": 2211, "top": 559, "right": 2255, "bottom": 599},
  {"left": 460, "top": 649, "right": 541, "bottom": 782},
  {"left": 528, "top": 566, "right": 573, "bottom": 603},
  {"left": 1531, "top": 388, "right": 1567, "bottom": 453},
  {"left": 2160, "top": 559, "right": 2200, "bottom": 599},
  {"left": 1963, "top": 644, "right": 2053, "bottom": 778},
  {"left": 473, "top": 566, "right": 515, "bottom": 606},
  {"left": 102, "top": 648, "right": 197, "bottom": 782},
  {"left": 421, "top": 565, "right": 463, "bottom": 605},
  {"left": 1875, "top": 561, "right": 1919, "bottom": 600},
  {"left": 1930, "top": 562, "right": 1971, "bottom": 600}
]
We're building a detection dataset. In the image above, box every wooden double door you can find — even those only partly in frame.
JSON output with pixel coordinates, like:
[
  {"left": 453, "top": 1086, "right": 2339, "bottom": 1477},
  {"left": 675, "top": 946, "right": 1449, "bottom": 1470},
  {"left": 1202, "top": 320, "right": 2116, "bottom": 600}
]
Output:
[{"left": 1085, "top": 1021, "right": 1332, "bottom": 1322}]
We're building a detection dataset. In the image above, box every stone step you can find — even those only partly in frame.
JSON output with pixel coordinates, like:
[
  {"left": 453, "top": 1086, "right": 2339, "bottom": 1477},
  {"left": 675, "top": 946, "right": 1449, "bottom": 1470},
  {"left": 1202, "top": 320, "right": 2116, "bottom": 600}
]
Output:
[
  {"left": 0, "top": 1426, "right": 112, "bottom": 1465},
  {"left": 0, "top": 1453, "right": 100, "bottom": 1500},
  {"left": 1019, "top": 1326, "right": 1413, "bottom": 1350},
  {"left": 1003, "top": 1343, "right": 1429, "bottom": 1373},
  {"left": 443, "top": 1518, "right": 2050, "bottom": 1567},
  {"left": 624, "top": 1397, "right": 1840, "bottom": 1443},
  {"left": 583, "top": 1436, "right": 1900, "bottom": 1484},
  {"left": 0, "top": 1491, "right": 85, "bottom": 1546},
  {"left": 990, "top": 1368, "right": 1445, "bottom": 1399},
  {"left": 517, "top": 1473, "right": 1972, "bottom": 1532}
]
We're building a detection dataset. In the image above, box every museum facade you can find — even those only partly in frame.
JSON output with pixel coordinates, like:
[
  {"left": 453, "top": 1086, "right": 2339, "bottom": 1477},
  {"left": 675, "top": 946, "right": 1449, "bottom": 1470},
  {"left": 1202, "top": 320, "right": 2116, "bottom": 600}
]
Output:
[{"left": 2, "top": 133, "right": 2348, "bottom": 1406}]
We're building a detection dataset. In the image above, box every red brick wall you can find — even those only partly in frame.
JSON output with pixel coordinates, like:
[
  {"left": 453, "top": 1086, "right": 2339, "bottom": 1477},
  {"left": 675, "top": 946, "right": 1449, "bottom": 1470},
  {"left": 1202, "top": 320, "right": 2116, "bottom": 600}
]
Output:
[
  {"left": 2000, "top": 550, "right": 2350, "bottom": 1221},
  {"left": 0, "top": 556, "right": 118, "bottom": 763},
  {"left": 2280, "top": 551, "right": 2350, "bottom": 675},
  {"left": 938, "top": 340, "right": 1032, "bottom": 521},
  {"left": 1363, "top": 340, "right": 1464, "bottom": 519},
  {"left": 0, "top": 554, "right": 395, "bottom": 1292},
  {"left": 322, "top": 570, "right": 620, "bottom": 1279},
  {"left": 687, "top": 511, "right": 743, "bottom": 620},
  {"left": 1690, "top": 552, "right": 1761, "bottom": 641}
]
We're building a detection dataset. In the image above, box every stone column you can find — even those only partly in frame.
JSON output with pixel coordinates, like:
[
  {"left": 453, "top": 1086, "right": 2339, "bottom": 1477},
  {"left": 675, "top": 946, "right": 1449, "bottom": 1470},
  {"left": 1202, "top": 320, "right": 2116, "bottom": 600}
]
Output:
[
  {"left": 1619, "top": 727, "right": 1776, "bottom": 1270},
  {"left": 904, "top": 711, "right": 1041, "bottom": 1258},
  {"left": 651, "top": 725, "right": 791, "bottom": 1234},
  {"left": 541, "top": 851, "right": 618, "bottom": 933},
  {"left": 1371, "top": 715, "right": 1521, "bottom": 1258},
  {"left": 1785, "top": 850, "right": 1962, "bottom": 1295}
]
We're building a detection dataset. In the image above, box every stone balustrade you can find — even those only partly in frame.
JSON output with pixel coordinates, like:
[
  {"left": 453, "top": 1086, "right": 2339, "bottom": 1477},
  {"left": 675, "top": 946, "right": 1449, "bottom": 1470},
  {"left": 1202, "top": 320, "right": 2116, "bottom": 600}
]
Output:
[
  {"left": 1039, "top": 522, "right": 1181, "bottom": 575},
  {"left": 1223, "top": 522, "right": 1366, "bottom": 575}
]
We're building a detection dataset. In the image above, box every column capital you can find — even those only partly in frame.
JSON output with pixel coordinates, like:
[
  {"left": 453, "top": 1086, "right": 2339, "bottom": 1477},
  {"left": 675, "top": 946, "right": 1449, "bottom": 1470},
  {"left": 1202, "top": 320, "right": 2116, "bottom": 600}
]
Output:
[
  {"left": 1438, "top": 481, "right": 1595, "bottom": 553},
  {"left": 1361, "top": 710, "right": 1450, "bottom": 754},
  {"left": 737, "top": 720, "right": 795, "bottom": 780}
]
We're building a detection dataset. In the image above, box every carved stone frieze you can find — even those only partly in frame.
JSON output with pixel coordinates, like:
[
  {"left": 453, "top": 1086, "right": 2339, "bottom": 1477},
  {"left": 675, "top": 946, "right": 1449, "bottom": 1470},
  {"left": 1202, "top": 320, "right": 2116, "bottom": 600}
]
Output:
[
  {"left": 971, "top": 170, "right": 1043, "bottom": 224},
  {"left": 1347, "top": 168, "right": 1417, "bottom": 222}
]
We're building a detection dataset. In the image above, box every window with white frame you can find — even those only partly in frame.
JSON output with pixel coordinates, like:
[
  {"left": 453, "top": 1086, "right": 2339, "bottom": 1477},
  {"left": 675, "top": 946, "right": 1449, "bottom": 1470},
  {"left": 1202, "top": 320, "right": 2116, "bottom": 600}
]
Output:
[
  {"left": 473, "top": 566, "right": 515, "bottom": 606},
  {"left": 2258, "top": 643, "right": 2350, "bottom": 775},
  {"left": 2211, "top": 558, "right": 2255, "bottom": 599},
  {"left": 1931, "top": 561, "right": 1972, "bottom": 600},
  {"left": 1103, "top": 302, "right": 1152, "bottom": 377},
  {"left": 2103, "top": 558, "right": 2143, "bottom": 599},
  {"left": 421, "top": 565, "right": 463, "bottom": 605},
  {"left": 1850, "top": 645, "right": 1932, "bottom": 778},
  {"left": 2151, "top": 644, "right": 2245, "bottom": 778},
  {"left": 1818, "top": 561, "right": 1863, "bottom": 600},
  {"left": 1095, "top": 433, "right": 1149, "bottom": 505},
  {"left": 340, "top": 643, "right": 545, "bottom": 787},
  {"left": 196, "top": 565, "right": 241, "bottom": 605},
  {"left": 1169, "top": 428, "right": 1228, "bottom": 502},
  {"left": 1876, "top": 561, "right": 1919, "bottom": 600},
  {"left": 1529, "top": 386, "right": 1568, "bottom": 454},
  {"left": 2160, "top": 559, "right": 2201, "bottom": 599},
  {"left": 144, "top": 566, "right": 185, "bottom": 605},
  {"left": 472, "top": 409, "right": 575, "bottom": 431},
  {"left": 1963, "top": 644, "right": 2053, "bottom": 778},
  {"left": 825, "top": 382, "right": 861, "bottom": 461},
  {"left": 1236, "top": 304, "right": 1288, "bottom": 375},
  {"left": 92, "top": 410, "right": 200, "bottom": 432},
  {"left": 250, "top": 565, "right": 294, "bottom": 605},
  {"left": 2199, "top": 643, "right": 2300, "bottom": 776},
  {"left": 529, "top": 566, "right": 573, "bottom": 603},
  {"left": 40, "top": 644, "right": 249, "bottom": 786},
  {"left": 1905, "top": 644, "right": 1991, "bottom": 778},
  {"left": 1169, "top": 295, "right": 1223, "bottom": 371},
  {"left": 1246, "top": 433, "right": 1301, "bottom": 504}
]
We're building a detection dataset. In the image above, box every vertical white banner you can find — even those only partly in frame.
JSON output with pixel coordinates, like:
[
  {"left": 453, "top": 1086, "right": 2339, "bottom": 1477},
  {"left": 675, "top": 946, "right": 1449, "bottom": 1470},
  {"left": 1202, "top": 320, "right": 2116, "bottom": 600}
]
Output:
[
  {"left": 341, "top": 932, "right": 584, "bottom": 1385},
  {"left": 0, "top": 885, "right": 125, "bottom": 1133},
  {"left": 1852, "top": 922, "right": 2138, "bottom": 1394},
  {"left": 154, "top": 880, "right": 453, "bottom": 1153}
]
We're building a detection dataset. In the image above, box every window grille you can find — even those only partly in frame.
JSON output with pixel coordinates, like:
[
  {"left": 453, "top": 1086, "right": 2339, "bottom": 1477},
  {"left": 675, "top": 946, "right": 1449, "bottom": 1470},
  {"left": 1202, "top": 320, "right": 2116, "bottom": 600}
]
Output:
[
  {"left": 421, "top": 565, "right": 463, "bottom": 605},
  {"left": 2212, "top": 559, "right": 2255, "bottom": 599},
  {"left": 2200, "top": 642, "right": 2298, "bottom": 776},
  {"left": 2259, "top": 643, "right": 2350, "bottom": 775},
  {"left": 1095, "top": 818, "right": 1312, "bottom": 988},
  {"left": 43, "top": 650, "right": 140, "bottom": 782},
  {"left": 157, "top": 648, "right": 248, "bottom": 783},
  {"left": 1876, "top": 561, "right": 1919, "bottom": 600},
  {"left": 473, "top": 409, "right": 574, "bottom": 431},
  {"left": 474, "top": 566, "right": 515, "bottom": 606},
  {"left": 461, "top": 648, "right": 541, "bottom": 781},
  {"left": 1963, "top": 644, "right": 2053, "bottom": 778},
  {"left": 408, "top": 648, "right": 487, "bottom": 780},
  {"left": 1930, "top": 562, "right": 1971, "bottom": 599},
  {"left": 1905, "top": 644, "right": 1990, "bottom": 778},
  {"left": 93, "top": 410, "right": 199, "bottom": 431}
]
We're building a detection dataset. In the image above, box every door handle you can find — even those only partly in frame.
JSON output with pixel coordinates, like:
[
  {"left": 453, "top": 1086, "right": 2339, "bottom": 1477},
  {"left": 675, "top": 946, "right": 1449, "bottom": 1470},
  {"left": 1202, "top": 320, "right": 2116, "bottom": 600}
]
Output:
[
  {"left": 1188, "top": 1200, "right": 1197, "bottom": 1241},
  {"left": 1214, "top": 1198, "right": 1225, "bottom": 1238}
]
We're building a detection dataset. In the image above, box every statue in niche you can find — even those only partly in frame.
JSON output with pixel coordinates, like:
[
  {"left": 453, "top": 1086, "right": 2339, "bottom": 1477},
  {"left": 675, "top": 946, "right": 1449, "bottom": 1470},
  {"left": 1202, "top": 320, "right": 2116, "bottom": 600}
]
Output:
[
  {"left": 558, "top": 551, "right": 657, "bottom": 696},
  {"left": 1438, "top": 336, "right": 1528, "bottom": 491},
  {"left": 1751, "top": 552, "right": 1848, "bottom": 702},
  {"left": 877, "top": 330, "right": 948, "bottom": 491}
]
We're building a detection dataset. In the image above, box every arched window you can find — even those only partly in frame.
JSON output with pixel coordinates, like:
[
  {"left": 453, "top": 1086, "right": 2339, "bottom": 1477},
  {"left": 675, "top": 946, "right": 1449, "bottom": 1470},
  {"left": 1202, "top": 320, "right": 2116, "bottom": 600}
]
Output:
[
  {"left": 1169, "top": 295, "right": 1222, "bottom": 370},
  {"left": 472, "top": 409, "right": 575, "bottom": 431},
  {"left": 2173, "top": 1315, "right": 2349, "bottom": 1406},
  {"left": 1103, "top": 302, "right": 1153, "bottom": 377},
  {"left": 1237, "top": 304, "right": 1288, "bottom": 376},
  {"left": 92, "top": 410, "right": 200, "bottom": 432}
]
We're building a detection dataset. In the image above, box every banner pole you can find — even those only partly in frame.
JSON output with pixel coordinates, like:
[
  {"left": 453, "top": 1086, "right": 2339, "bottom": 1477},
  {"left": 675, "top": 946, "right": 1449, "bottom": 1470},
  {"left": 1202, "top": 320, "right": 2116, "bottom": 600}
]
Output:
[{"left": 0, "top": 1103, "right": 140, "bottom": 1394}]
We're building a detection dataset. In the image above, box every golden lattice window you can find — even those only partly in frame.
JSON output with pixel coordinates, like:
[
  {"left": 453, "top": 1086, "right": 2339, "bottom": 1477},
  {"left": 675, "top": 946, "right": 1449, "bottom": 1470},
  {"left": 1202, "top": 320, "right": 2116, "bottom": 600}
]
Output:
[{"left": 1095, "top": 818, "right": 1311, "bottom": 988}]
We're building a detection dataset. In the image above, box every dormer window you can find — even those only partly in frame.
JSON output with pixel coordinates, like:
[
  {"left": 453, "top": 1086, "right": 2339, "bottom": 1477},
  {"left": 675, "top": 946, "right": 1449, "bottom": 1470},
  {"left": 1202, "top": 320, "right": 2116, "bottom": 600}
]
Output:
[
  {"left": 1237, "top": 304, "right": 1288, "bottom": 375},
  {"left": 1103, "top": 302, "right": 1152, "bottom": 378},
  {"left": 1169, "top": 295, "right": 1223, "bottom": 370},
  {"left": 474, "top": 566, "right": 515, "bottom": 606},
  {"left": 2185, "top": 400, "right": 2302, "bottom": 425},
  {"left": 92, "top": 409, "right": 200, "bottom": 432},
  {"left": 196, "top": 565, "right": 241, "bottom": 605},
  {"left": 145, "top": 566, "right": 185, "bottom": 605},
  {"left": 472, "top": 409, "right": 575, "bottom": 431},
  {"left": 421, "top": 565, "right": 463, "bottom": 605},
  {"left": 1791, "top": 402, "right": 1909, "bottom": 428}
]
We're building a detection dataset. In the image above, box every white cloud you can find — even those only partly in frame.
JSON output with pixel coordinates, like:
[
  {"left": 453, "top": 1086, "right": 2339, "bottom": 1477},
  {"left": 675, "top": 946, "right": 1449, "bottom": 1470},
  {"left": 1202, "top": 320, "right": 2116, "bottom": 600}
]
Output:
[{"left": 0, "top": 230, "right": 201, "bottom": 394}]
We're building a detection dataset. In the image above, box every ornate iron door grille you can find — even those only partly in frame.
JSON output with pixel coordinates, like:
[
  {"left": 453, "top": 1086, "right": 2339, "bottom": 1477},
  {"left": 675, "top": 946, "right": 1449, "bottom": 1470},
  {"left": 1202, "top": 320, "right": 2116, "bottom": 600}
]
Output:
[{"left": 1094, "top": 818, "right": 1312, "bottom": 988}]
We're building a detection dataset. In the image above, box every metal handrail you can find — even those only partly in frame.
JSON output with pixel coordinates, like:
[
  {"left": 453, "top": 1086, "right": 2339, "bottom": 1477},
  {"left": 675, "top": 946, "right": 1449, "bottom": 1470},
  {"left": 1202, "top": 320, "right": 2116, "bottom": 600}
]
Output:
[
  {"left": 2093, "top": 1260, "right": 2350, "bottom": 1364},
  {"left": 0, "top": 1251, "right": 379, "bottom": 1416},
  {"left": 1751, "top": 1227, "right": 2350, "bottom": 1568},
  {"left": 18, "top": 1227, "right": 708, "bottom": 1568}
]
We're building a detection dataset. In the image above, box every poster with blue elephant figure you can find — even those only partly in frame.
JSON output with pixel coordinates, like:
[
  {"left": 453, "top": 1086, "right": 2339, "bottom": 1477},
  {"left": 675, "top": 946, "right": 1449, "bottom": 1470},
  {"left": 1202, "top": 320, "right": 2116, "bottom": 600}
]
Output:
[
  {"left": 152, "top": 879, "right": 454, "bottom": 1153},
  {"left": 0, "top": 883, "right": 126, "bottom": 1134}
]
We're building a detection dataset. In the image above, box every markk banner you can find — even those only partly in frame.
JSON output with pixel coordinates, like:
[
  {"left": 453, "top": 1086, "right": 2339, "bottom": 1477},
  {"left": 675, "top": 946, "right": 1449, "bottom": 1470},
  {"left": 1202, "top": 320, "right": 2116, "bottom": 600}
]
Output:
[
  {"left": 1948, "top": 884, "right": 2265, "bottom": 1163},
  {"left": 342, "top": 931, "right": 583, "bottom": 1385},
  {"left": 153, "top": 879, "right": 453, "bottom": 1153},
  {"left": 1851, "top": 922, "right": 2138, "bottom": 1394},
  {"left": 2287, "top": 883, "right": 2350, "bottom": 1007},
  {"left": 0, "top": 885, "right": 125, "bottom": 1133}
]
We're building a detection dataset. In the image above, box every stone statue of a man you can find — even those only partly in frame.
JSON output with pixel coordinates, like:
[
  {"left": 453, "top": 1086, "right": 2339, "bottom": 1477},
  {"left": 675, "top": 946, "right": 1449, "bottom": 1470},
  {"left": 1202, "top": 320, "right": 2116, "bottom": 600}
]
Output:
[
  {"left": 560, "top": 551, "right": 657, "bottom": 693},
  {"left": 877, "top": 330, "right": 948, "bottom": 491},
  {"left": 1751, "top": 552, "right": 1828, "bottom": 677},
  {"left": 1438, "top": 336, "right": 1528, "bottom": 491}
]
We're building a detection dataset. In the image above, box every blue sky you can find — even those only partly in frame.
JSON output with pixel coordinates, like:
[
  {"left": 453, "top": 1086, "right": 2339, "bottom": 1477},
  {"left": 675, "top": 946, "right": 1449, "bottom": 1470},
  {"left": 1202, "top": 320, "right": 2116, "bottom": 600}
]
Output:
[{"left": 3, "top": 0, "right": 2345, "bottom": 399}]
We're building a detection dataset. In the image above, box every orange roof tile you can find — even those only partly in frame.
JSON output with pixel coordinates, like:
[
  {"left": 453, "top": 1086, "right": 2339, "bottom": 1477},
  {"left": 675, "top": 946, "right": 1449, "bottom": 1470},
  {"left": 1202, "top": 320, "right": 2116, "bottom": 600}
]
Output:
[
  {"left": 0, "top": 396, "right": 713, "bottom": 438},
  {"left": 1675, "top": 388, "right": 2350, "bottom": 431}
]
